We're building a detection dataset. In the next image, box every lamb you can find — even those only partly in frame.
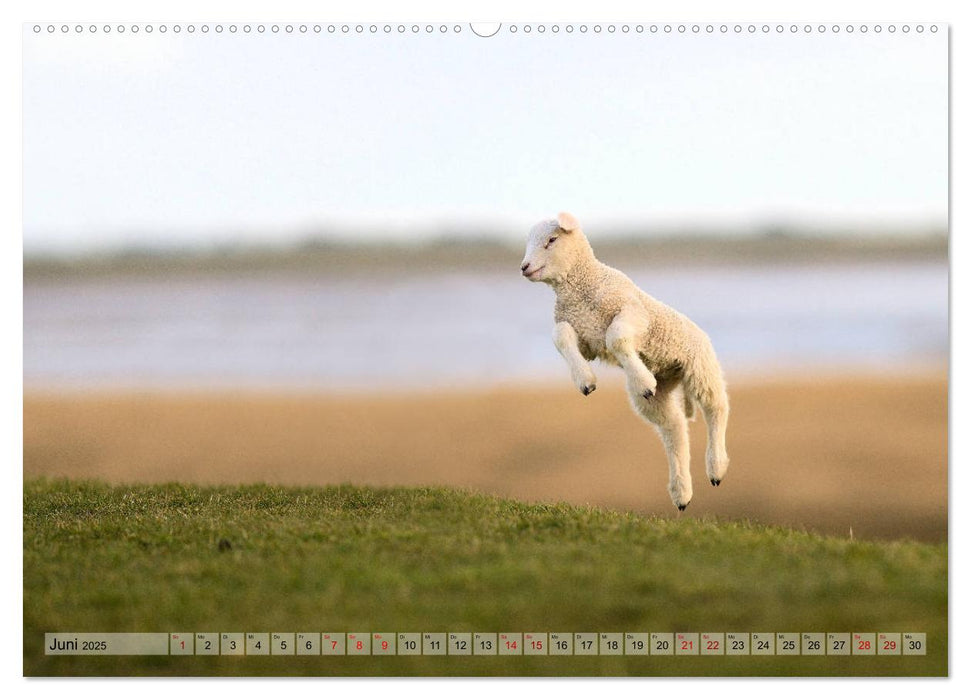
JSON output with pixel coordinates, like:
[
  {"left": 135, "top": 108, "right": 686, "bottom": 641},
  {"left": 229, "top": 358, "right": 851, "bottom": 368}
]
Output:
[{"left": 520, "top": 212, "right": 730, "bottom": 511}]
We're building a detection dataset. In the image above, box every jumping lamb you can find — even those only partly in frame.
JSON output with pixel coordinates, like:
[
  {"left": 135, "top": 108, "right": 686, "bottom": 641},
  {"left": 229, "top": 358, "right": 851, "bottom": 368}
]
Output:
[{"left": 520, "top": 212, "right": 730, "bottom": 511}]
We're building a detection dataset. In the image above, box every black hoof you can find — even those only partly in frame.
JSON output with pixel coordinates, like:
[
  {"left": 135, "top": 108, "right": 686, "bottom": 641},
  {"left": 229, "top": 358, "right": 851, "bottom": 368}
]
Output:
[
  {"left": 677, "top": 503, "right": 687, "bottom": 512},
  {"left": 710, "top": 478, "right": 721, "bottom": 486},
  {"left": 582, "top": 384, "right": 596, "bottom": 396}
]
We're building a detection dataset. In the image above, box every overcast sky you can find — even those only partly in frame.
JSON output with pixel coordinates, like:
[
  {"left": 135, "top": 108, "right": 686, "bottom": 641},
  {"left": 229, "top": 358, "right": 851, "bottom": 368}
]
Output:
[{"left": 22, "top": 24, "right": 947, "bottom": 251}]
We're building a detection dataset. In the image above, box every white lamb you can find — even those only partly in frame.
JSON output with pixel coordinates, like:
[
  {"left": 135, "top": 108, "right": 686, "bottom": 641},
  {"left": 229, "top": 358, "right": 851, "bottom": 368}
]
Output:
[{"left": 520, "top": 212, "right": 730, "bottom": 510}]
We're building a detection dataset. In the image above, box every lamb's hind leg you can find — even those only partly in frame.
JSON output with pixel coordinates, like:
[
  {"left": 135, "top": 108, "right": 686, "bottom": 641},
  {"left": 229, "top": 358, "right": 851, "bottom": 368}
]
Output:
[
  {"left": 698, "top": 385, "right": 730, "bottom": 486},
  {"left": 628, "top": 381, "right": 693, "bottom": 510},
  {"left": 682, "top": 353, "right": 730, "bottom": 486}
]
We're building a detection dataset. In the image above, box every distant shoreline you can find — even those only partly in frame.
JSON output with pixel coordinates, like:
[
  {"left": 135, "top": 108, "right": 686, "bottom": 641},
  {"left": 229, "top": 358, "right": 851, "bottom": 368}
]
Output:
[{"left": 23, "top": 231, "right": 948, "bottom": 279}]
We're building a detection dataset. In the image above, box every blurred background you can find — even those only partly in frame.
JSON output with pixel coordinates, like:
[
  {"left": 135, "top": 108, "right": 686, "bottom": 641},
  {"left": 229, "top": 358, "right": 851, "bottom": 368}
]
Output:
[{"left": 23, "top": 26, "right": 948, "bottom": 541}]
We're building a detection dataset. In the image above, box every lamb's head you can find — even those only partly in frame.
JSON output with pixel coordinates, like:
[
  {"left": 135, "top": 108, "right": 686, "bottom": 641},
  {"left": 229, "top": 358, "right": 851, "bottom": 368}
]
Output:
[{"left": 520, "top": 212, "right": 592, "bottom": 284}]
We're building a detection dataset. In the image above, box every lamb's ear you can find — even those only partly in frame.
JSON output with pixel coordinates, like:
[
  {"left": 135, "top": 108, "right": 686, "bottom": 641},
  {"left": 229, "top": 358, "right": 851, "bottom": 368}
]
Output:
[{"left": 556, "top": 212, "right": 580, "bottom": 233}]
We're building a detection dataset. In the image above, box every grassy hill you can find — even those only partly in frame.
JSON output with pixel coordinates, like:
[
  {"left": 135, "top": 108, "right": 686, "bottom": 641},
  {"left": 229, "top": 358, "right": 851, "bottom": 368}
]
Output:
[{"left": 23, "top": 480, "right": 947, "bottom": 676}]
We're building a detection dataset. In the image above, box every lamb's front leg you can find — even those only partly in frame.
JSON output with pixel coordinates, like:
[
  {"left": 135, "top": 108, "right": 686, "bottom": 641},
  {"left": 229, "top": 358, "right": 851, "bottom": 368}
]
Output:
[
  {"left": 553, "top": 322, "right": 597, "bottom": 396},
  {"left": 606, "top": 309, "right": 657, "bottom": 399}
]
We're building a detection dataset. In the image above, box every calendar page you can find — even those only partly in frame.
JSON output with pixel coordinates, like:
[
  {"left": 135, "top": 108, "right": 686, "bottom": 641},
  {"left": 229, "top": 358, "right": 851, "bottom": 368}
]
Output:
[{"left": 22, "top": 19, "right": 947, "bottom": 677}]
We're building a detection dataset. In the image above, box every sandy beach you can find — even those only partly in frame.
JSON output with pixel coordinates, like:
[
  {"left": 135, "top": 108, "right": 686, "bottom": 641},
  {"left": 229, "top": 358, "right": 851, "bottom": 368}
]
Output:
[{"left": 24, "top": 372, "right": 947, "bottom": 542}]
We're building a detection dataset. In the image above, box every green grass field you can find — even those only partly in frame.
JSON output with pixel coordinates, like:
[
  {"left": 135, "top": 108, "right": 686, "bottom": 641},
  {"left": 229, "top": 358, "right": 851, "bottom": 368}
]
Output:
[{"left": 23, "top": 479, "right": 947, "bottom": 676}]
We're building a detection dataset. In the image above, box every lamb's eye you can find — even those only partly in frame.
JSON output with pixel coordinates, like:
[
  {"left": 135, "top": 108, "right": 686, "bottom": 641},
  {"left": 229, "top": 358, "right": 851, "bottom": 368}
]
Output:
[{"left": 545, "top": 237, "right": 558, "bottom": 249}]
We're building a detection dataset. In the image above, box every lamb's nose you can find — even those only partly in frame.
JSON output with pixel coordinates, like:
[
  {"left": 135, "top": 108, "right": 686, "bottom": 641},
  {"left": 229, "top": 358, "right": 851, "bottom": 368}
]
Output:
[{"left": 521, "top": 262, "right": 530, "bottom": 272}]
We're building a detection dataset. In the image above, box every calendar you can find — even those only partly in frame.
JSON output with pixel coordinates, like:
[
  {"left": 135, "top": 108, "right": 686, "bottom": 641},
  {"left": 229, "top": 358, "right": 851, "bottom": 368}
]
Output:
[{"left": 44, "top": 632, "right": 928, "bottom": 657}]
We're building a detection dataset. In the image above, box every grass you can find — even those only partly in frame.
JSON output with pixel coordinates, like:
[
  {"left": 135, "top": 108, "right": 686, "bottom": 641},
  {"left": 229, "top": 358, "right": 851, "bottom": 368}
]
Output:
[{"left": 23, "top": 479, "right": 947, "bottom": 676}]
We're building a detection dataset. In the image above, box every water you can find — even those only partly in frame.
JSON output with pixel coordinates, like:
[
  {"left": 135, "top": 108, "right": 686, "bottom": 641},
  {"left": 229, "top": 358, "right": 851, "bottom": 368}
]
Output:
[{"left": 24, "top": 261, "right": 948, "bottom": 390}]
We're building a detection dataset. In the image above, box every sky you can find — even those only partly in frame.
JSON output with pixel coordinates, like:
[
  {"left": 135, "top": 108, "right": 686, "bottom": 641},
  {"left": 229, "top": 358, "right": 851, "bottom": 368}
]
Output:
[{"left": 22, "top": 23, "right": 948, "bottom": 252}]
